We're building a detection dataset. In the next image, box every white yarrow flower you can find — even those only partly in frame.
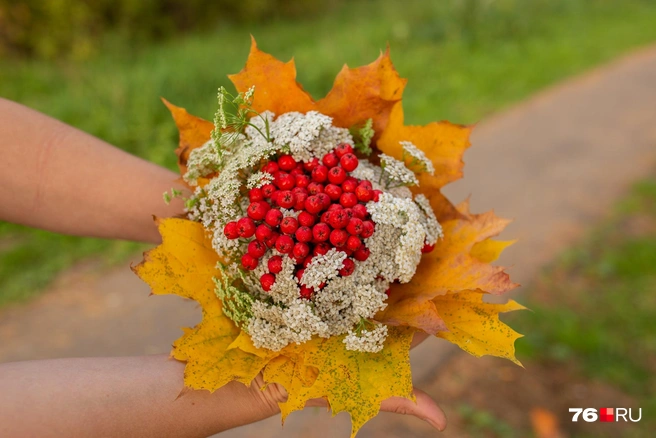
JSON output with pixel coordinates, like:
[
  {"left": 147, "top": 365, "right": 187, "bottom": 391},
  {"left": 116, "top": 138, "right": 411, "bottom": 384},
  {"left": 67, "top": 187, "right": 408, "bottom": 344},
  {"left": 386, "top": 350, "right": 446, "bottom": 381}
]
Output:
[
  {"left": 401, "top": 141, "right": 435, "bottom": 175},
  {"left": 379, "top": 154, "right": 419, "bottom": 187}
]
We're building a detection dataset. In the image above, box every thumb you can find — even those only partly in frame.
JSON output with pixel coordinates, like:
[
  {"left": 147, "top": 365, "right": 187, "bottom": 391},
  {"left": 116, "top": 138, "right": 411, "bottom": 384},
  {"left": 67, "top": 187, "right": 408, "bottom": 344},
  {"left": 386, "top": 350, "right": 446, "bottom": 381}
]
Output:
[{"left": 379, "top": 387, "right": 447, "bottom": 431}]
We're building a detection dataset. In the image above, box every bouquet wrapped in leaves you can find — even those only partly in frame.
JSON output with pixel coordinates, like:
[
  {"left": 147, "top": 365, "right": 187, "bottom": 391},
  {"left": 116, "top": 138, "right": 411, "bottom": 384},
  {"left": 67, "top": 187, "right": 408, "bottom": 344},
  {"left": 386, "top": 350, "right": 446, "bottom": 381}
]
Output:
[{"left": 135, "top": 39, "right": 523, "bottom": 436}]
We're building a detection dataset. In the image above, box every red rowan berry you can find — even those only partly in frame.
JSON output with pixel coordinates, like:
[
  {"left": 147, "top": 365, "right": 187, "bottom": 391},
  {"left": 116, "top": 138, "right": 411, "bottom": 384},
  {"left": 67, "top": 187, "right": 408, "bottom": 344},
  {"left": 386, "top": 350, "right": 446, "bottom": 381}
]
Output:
[
  {"left": 355, "top": 185, "right": 372, "bottom": 202},
  {"left": 278, "top": 155, "right": 296, "bottom": 171},
  {"left": 339, "top": 192, "right": 358, "bottom": 208},
  {"left": 293, "top": 242, "right": 310, "bottom": 260},
  {"left": 311, "top": 165, "right": 328, "bottom": 183},
  {"left": 261, "top": 183, "right": 276, "bottom": 198},
  {"left": 313, "top": 241, "right": 331, "bottom": 255},
  {"left": 280, "top": 216, "right": 299, "bottom": 235},
  {"left": 312, "top": 223, "right": 331, "bottom": 242},
  {"left": 264, "top": 231, "right": 279, "bottom": 248},
  {"left": 248, "top": 240, "right": 267, "bottom": 258},
  {"left": 335, "top": 143, "right": 353, "bottom": 158},
  {"left": 322, "top": 152, "right": 339, "bottom": 168},
  {"left": 341, "top": 178, "right": 358, "bottom": 193},
  {"left": 339, "top": 258, "right": 355, "bottom": 276},
  {"left": 316, "top": 193, "right": 331, "bottom": 210},
  {"left": 305, "top": 196, "right": 324, "bottom": 214},
  {"left": 361, "top": 220, "right": 375, "bottom": 238},
  {"left": 268, "top": 255, "right": 283, "bottom": 274},
  {"left": 260, "top": 273, "right": 275, "bottom": 292},
  {"left": 255, "top": 224, "right": 273, "bottom": 241},
  {"left": 295, "top": 226, "right": 313, "bottom": 243},
  {"left": 346, "top": 235, "right": 362, "bottom": 252},
  {"left": 329, "top": 229, "right": 348, "bottom": 247},
  {"left": 324, "top": 184, "right": 342, "bottom": 201},
  {"left": 307, "top": 182, "right": 324, "bottom": 195},
  {"left": 328, "top": 209, "right": 349, "bottom": 229},
  {"left": 353, "top": 246, "right": 370, "bottom": 262},
  {"left": 295, "top": 174, "right": 311, "bottom": 188},
  {"left": 275, "top": 235, "right": 294, "bottom": 254},
  {"left": 223, "top": 221, "right": 239, "bottom": 239},
  {"left": 422, "top": 243, "right": 435, "bottom": 253},
  {"left": 237, "top": 217, "right": 256, "bottom": 238},
  {"left": 346, "top": 217, "right": 363, "bottom": 235},
  {"left": 276, "top": 190, "right": 295, "bottom": 209},
  {"left": 352, "top": 204, "right": 368, "bottom": 219},
  {"left": 299, "top": 285, "right": 314, "bottom": 299},
  {"left": 274, "top": 172, "right": 295, "bottom": 190},
  {"left": 298, "top": 211, "right": 316, "bottom": 227},
  {"left": 247, "top": 201, "right": 270, "bottom": 221},
  {"left": 340, "top": 153, "right": 359, "bottom": 172},
  {"left": 303, "top": 157, "right": 319, "bottom": 172},
  {"left": 249, "top": 187, "right": 264, "bottom": 202},
  {"left": 263, "top": 162, "right": 279, "bottom": 174},
  {"left": 241, "top": 253, "right": 258, "bottom": 270},
  {"left": 328, "top": 166, "right": 347, "bottom": 185},
  {"left": 264, "top": 209, "right": 283, "bottom": 227}
]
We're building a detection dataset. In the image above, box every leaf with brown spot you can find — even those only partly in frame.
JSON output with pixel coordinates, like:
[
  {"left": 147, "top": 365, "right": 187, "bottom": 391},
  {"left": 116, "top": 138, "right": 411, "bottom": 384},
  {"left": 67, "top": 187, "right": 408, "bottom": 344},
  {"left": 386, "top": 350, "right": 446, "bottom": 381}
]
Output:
[
  {"left": 273, "top": 327, "right": 415, "bottom": 438},
  {"left": 162, "top": 99, "right": 214, "bottom": 177}
]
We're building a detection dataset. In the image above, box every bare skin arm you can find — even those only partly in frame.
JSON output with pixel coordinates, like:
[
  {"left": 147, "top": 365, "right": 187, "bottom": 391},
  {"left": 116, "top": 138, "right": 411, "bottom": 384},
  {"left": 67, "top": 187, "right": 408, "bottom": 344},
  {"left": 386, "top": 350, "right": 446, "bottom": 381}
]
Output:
[
  {"left": 0, "top": 355, "right": 445, "bottom": 437},
  {"left": 0, "top": 98, "right": 185, "bottom": 243}
]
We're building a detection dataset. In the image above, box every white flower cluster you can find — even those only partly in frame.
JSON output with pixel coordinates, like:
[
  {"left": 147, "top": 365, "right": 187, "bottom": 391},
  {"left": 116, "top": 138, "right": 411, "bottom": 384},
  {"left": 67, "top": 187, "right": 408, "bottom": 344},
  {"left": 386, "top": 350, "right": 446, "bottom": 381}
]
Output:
[
  {"left": 246, "top": 171, "right": 274, "bottom": 189},
  {"left": 301, "top": 248, "right": 347, "bottom": 290},
  {"left": 343, "top": 324, "right": 388, "bottom": 353},
  {"left": 401, "top": 141, "right": 435, "bottom": 175},
  {"left": 271, "top": 111, "right": 353, "bottom": 163},
  {"left": 414, "top": 194, "right": 443, "bottom": 245},
  {"left": 184, "top": 107, "right": 443, "bottom": 353},
  {"left": 379, "top": 154, "right": 419, "bottom": 187},
  {"left": 183, "top": 140, "right": 222, "bottom": 186},
  {"left": 366, "top": 193, "right": 428, "bottom": 282},
  {"left": 248, "top": 249, "right": 390, "bottom": 350},
  {"left": 249, "top": 299, "right": 330, "bottom": 350}
]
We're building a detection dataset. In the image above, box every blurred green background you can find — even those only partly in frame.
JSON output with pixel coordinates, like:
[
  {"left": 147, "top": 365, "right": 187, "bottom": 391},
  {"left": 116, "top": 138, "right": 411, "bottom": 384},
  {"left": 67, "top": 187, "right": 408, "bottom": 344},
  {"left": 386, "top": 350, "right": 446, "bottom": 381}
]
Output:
[{"left": 1, "top": 1, "right": 656, "bottom": 435}]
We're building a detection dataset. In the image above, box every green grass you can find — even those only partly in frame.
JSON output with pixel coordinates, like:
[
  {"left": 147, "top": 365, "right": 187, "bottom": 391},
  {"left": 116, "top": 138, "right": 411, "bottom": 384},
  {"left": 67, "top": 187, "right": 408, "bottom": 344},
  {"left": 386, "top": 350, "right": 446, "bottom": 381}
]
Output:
[
  {"left": 458, "top": 403, "right": 517, "bottom": 438},
  {"left": 513, "top": 177, "right": 656, "bottom": 431},
  {"left": 3, "top": 0, "right": 656, "bottom": 306}
]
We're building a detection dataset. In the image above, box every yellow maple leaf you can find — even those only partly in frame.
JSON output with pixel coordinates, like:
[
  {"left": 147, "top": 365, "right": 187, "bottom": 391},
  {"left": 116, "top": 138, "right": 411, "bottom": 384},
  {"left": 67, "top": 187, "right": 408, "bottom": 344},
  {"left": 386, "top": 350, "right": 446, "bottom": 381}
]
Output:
[
  {"left": 434, "top": 290, "right": 525, "bottom": 366},
  {"left": 265, "top": 327, "right": 415, "bottom": 438},
  {"left": 137, "top": 38, "right": 525, "bottom": 436}
]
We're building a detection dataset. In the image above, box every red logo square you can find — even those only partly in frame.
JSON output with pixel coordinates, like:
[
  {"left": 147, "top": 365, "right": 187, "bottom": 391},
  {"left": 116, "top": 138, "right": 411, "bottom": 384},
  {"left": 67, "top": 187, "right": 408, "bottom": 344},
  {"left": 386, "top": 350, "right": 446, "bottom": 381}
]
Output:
[{"left": 600, "top": 408, "right": 614, "bottom": 422}]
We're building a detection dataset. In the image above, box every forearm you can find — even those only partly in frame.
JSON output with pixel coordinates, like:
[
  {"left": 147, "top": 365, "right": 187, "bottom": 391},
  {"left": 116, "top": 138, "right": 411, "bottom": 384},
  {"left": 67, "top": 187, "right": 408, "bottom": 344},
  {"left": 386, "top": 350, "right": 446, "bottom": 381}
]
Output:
[
  {"left": 0, "top": 355, "right": 280, "bottom": 437},
  {"left": 0, "top": 98, "right": 185, "bottom": 243}
]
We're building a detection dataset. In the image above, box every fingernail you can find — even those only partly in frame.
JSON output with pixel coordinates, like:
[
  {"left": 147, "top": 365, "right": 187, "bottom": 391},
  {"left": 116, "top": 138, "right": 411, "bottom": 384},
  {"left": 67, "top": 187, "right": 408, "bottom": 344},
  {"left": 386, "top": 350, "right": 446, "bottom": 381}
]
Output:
[{"left": 423, "top": 417, "right": 445, "bottom": 431}]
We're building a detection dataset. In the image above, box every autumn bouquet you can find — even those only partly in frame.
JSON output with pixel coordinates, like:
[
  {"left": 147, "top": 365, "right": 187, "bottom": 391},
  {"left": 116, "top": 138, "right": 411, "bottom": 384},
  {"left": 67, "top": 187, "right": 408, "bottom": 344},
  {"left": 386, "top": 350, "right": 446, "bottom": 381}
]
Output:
[{"left": 135, "top": 39, "right": 523, "bottom": 436}]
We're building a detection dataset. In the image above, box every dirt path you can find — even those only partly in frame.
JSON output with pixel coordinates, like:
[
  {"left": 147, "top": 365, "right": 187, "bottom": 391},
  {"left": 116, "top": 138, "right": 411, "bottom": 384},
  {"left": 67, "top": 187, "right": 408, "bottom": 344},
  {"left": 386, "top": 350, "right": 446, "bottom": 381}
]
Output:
[{"left": 2, "top": 45, "right": 656, "bottom": 437}]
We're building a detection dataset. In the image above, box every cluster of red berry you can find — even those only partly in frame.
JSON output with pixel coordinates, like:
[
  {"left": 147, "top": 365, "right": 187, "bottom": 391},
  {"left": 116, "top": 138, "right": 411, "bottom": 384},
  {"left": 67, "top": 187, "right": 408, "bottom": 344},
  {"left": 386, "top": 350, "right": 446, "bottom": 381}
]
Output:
[{"left": 223, "top": 144, "right": 379, "bottom": 299}]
